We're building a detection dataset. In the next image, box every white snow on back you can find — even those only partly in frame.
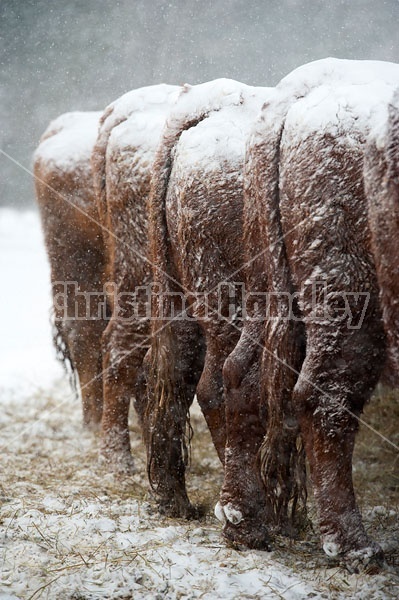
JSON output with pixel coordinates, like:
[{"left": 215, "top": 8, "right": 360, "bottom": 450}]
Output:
[
  {"left": 278, "top": 57, "right": 399, "bottom": 98},
  {"left": 102, "top": 84, "right": 181, "bottom": 152},
  {"left": 99, "top": 84, "right": 182, "bottom": 179},
  {"left": 283, "top": 78, "right": 399, "bottom": 147},
  {"left": 101, "top": 83, "right": 181, "bottom": 133},
  {"left": 171, "top": 78, "right": 246, "bottom": 120},
  {"left": 33, "top": 111, "right": 101, "bottom": 173},
  {"left": 256, "top": 58, "right": 399, "bottom": 142},
  {"left": 107, "top": 89, "right": 181, "bottom": 162},
  {"left": 368, "top": 86, "right": 399, "bottom": 150},
  {"left": 171, "top": 79, "right": 272, "bottom": 171}
]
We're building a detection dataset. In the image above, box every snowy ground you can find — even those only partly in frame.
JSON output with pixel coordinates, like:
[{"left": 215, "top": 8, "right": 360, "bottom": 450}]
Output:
[{"left": 0, "top": 209, "right": 398, "bottom": 599}]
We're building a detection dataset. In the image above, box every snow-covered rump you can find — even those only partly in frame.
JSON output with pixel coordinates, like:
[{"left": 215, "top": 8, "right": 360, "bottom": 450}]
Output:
[
  {"left": 101, "top": 84, "right": 181, "bottom": 134},
  {"left": 33, "top": 111, "right": 101, "bottom": 175},
  {"left": 105, "top": 86, "right": 182, "bottom": 186},
  {"left": 145, "top": 78, "right": 276, "bottom": 537},
  {"left": 95, "top": 84, "right": 181, "bottom": 174},
  {"left": 173, "top": 80, "right": 272, "bottom": 172},
  {"left": 255, "top": 58, "right": 399, "bottom": 142},
  {"left": 239, "top": 57, "right": 399, "bottom": 569}
]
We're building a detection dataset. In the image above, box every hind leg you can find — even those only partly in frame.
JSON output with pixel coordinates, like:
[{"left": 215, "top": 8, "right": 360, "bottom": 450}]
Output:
[
  {"left": 144, "top": 319, "right": 205, "bottom": 518},
  {"left": 62, "top": 317, "right": 105, "bottom": 429},
  {"left": 295, "top": 312, "right": 385, "bottom": 570},
  {"left": 217, "top": 325, "right": 271, "bottom": 549},
  {"left": 101, "top": 300, "right": 148, "bottom": 473},
  {"left": 48, "top": 228, "right": 107, "bottom": 430},
  {"left": 195, "top": 335, "right": 232, "bottom": 465}
]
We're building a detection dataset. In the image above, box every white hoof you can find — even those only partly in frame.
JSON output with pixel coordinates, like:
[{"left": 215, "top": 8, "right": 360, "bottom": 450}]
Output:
[
  {"left": 224, "top": 502, "right": 243, "bottom": 525},
  {"left": 214, "top": 501, "right": 227, "bottom": 524},
  {"left": 323, "top": 540, "right": 341, "bottom": 557}
]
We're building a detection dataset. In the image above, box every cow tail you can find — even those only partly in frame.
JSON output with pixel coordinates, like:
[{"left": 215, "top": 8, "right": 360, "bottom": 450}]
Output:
[
  {"left": 145, "top": 106, "right": 210, "bottom": 495},
  {"left": 51, "top": 308, "right": 79, "bottom": 398},
  {"left": 91, "top": 105, "right": 127, "bottom": 232},
  {"left": 246, "top": 107, "right": 308, "bottom": 533}
]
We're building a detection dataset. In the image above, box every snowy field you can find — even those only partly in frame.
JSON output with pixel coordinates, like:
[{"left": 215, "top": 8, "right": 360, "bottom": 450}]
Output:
[{"left": 0, "top": 208, "right": 398, "bottom": 599}]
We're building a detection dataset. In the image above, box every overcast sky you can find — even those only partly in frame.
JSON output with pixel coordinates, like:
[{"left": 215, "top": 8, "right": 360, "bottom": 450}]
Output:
[{"left": 1, "top": 0, "right": 399, "bottom": 207}]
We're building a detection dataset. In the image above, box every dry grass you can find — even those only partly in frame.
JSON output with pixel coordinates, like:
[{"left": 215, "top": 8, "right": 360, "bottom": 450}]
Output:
[
  {"left": 354, "top": 386, "right": 399, "bottom": 508},
  {"left": 0, "top": 382, "right": 398, "bottom": 598}
]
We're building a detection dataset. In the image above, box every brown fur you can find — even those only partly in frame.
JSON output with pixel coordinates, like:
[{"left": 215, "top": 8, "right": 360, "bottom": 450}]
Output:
[
  {"left": 35, "top": 87, "right": 195, "bottom": 474},
  {"left": 238, "top": 59, "right": 398, "bottom": 568},
  {"left": 146, "top": 80, "right": 303, "bottom": 545},
  {"left": 364, "top": 89, "right": 399, "bottom": 387},
  {"left": 228, "top": 111, "right": 307, "bottom": 537},
  {"left": 144, "top": 102, "right": 209, "bottom": 516},
  {"left": 34, "top": 112, "right": 108, "bottom": 429},
  {"left": 90, "top": 85, "right": 201, "bottom": 473}
]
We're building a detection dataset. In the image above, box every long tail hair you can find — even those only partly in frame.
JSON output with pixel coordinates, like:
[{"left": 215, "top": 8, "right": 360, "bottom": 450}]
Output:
[
  {"left": 145, "top": 100, "right": 211, "bottom": 492},
  {"left": 51, "top": 308, "right": 78, "bottom": 397},
  {"left": 244, "top": 100, "right": 307, "bottom": 531}
]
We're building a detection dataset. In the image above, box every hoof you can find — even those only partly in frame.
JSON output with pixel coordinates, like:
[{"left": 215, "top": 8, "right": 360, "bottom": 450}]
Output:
[
  {"left": 99, "top": 448, "right": 135, "bottom": 476},
  {"left": 215, "top": 502, "right": 271, "bottom": 550},
  {"left": 323, "top": 535, "right": 385, "bottom": 573},
  {"left": 223, "top": 519, "right": 272, "bottom": 551},
  {"left": 157, "top": 492, "right": 198, "bottom": 520},
  {"left": 342, "top": 542, "right": 385, "bottom": 574}
]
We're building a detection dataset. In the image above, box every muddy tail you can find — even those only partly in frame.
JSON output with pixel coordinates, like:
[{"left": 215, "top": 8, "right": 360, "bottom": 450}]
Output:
[
  {"left": 144, "top": 100, "right": 213, "bottom": 501},
  {"left": 244, "top": 102, "right": 307, "bottom": 532}
]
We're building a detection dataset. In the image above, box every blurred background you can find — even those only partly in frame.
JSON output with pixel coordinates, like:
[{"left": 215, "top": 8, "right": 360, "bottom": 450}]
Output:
[{"left": 1, "top": 0, "right": 399, "bottom": 208}]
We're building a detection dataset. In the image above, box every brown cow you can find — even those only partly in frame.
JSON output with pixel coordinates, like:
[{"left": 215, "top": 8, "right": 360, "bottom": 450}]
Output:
[
  {"left": 91, "top": 84, "right": 188, "bottom": 472},
  {"left": 364, "top": 88, "right": 399, "bottom": 387},
  {"left": 224, "top": 58, "right": 399, "bottom": 568},
  {"left": 35, "top": 85, "right": 186, "bottom": 473},
  {"left": 145, "top": 79, "right": 307, "bottom": 534},
  {"left": 34, "top": 111, "right": 108, "bottom": 429}
]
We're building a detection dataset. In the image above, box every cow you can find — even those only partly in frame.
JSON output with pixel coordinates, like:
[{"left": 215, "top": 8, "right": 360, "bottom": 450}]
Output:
[
  {"left": 145, "top": 79, "right": 307, "bottom": 534},
  {"left": 35, "top": 85, "right": 188, "bottom": 474},
  {"left": 364, "top": 87, "right": 399, "bottom": 387},
  {"left": 34, "top": 111, "right": 108, "bottom": 430},
  {"left": 223, "top": 58, "right": 399, "bottom": 569}
]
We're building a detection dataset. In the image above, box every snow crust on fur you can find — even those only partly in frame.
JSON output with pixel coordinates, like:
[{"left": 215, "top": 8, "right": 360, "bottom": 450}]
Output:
[
  {"left": 280, "top": 59, "right": 399, "bottom": 143},
  {"left": 102, "top": 84, "right": 181, "bottom": 154},
  {"left": 33, "top": 111, "right": 101, "bottom": 173},
  {"left": 105, "top": 87, "right": 181, "bottom": 179},
  {"left": 170, "top": 79, "right": 272, "bottom": 178},
  {"left": 93, "top": 84, "right": 182, "bottom": 225},
  {"left": 101, "top": 83, "right": 181, "bottom": 132},
  {"left": 254, "top": 58, "right": 399, "bottom": 142}
]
